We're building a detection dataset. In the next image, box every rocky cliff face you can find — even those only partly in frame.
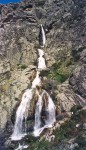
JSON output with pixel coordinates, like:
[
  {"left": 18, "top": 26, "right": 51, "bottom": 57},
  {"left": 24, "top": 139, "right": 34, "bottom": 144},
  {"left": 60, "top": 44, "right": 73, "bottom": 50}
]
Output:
[{"left": 0, "top": 0, "right": 86, "bottom": 149}]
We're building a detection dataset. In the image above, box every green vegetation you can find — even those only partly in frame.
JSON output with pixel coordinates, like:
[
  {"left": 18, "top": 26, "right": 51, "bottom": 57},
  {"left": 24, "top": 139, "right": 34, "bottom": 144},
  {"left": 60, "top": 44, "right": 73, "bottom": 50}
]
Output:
[
  {"left": 54, "top": 108, "right": 86, "bottom": 144},
  {"left": 30, "top": 139, "right": 50, "bottom": 150},
  {"left": 39, "top": 48, "right": 75, "bottom": 84},
  {"left": 40, "top": 70, "right": 50, "bottom": 77},
  {"left": 70, "top": 105, "right": 82, "bottom": 113},
  {"left": 19, "top": 135, "right": 50, "bottom": 150},
  {"left": 46, "top": 55, "right": 75, "bottom": 83},
  {"left": 75, "top": 135, "right": 86, "bottom": 150},
  {"left": 20, "top": 64, "right": 28, "bottom": 69},
  {"left": 17, "top": 64, "right": 28, "bottom": 69},
  {"left": 54, "top": 119, "right": 76, "bottom": 142},
  {"left": 20, "top": 107, "right": 86, "bottom": 150},
  {"left": 48, "top": 71, "right": 69, "bottom": 83},
  {"left": 47, "top": 62, "right": 74, "bottom": 83}
]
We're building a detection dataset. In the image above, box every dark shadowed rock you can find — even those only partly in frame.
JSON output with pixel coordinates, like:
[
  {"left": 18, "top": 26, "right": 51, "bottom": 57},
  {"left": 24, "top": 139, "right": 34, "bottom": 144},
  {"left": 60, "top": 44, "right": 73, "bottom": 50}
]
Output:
[{"left": 69, "top": 65, "right": 86, "bottom": 100}]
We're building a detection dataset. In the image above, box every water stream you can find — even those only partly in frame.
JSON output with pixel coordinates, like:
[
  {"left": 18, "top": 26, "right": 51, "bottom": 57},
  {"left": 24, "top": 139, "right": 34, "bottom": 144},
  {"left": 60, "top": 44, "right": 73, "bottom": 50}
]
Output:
[
  {"left": 32, "top": 71, "right": 41, "bottom": 88},
  {"left": 11, "top": 24, "right": 56, "bottom": 149},
  {"left": 38, "top": 49, "right": 46, "bottom": 70},
  {"left": 15, "top": 143, "right": 29, "bottom": 150},
  {"left": 39, "top": 24, "right": 46, "bottom": 47},
  {"left": 11, "top": 89, "right": 33, "bottom": 141},
  {"left": 33, "top": 90, "right": 56, "bottom": 137}
]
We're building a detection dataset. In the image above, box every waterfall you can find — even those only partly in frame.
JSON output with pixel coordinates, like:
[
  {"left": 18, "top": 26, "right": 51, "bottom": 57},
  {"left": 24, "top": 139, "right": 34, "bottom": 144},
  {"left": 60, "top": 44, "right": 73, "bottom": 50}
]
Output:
[
  {"left": 38, "top": 49, "right": 44, "bottom": 57},
  {"left": 34, "top": 93, "right": 43, "bottom": 130},
  {"left": 44, "top": 91, "right": 56, "bottom": 127},
  {"left": 15, "top": 143, "right": 23, "bottom": 150},
  {"left": 32, "top": 71, "right": 41, "bottom": 88},
  {"left": 11, "top": 23, "right": 56, "bottom": 143},
  {"left": 33, "top": 90, "right": 56, "bottom": 137},
  {"left": 33, "top": 91, "right": 43, "bottom": 137},
  {"left": 15, "top": 143, "right": 29, "bottom": 150},
  {"left": 11, "top": 89, "right": 33, "bottom": 141},
  {"left": 38, "top": 49, "right": 46, "bottom": 70},
  {"left": 39, "top": 24, "right": 46, "bottom": 47}
]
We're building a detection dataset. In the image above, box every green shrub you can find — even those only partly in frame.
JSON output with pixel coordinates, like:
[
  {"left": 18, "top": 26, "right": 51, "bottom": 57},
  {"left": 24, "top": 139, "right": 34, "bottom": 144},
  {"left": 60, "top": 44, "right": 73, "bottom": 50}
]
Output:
[
  {"left": 47, "top": 59, "right": 74, "bottom": 83},
  {"left": 70, "top": 105, "right": 82, "bottom": 113},
  {"left": 48, "top": 71, "right": 69, "bottom": 83},
  {"left": 75, "top": 134, "right": 86, "bottom": 150},
  {"left": 20, "top": 64, "right": 28, "bottom": 69},
  {"left": 30, "top": 140, "right": 50, "bottom": 150},
  {"left": 54, "top": 119, "right": 76, "bottom": 142},
  {"left": 17, "top": 64, "right": 28, "bottom": 69}
]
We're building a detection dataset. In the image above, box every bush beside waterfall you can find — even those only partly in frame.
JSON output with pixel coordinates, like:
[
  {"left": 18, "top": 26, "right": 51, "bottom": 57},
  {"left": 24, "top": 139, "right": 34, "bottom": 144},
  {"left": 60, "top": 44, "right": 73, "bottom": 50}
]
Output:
[{"left": 25, "top": 108, "right": 86, "bottom": 150}]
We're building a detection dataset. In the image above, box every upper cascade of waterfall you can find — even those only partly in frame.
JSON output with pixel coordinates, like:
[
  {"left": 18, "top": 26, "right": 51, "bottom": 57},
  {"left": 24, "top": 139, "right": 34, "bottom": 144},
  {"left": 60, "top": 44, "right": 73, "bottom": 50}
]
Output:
[
  {"left": 32, "top": 71, "right": 41, "bottom": 88},
  {"left": 39, "top": 24, "right": 46, "bottom": 48},
  {"left": 11, "top": 89, "right": 33, "bottom": 141}
]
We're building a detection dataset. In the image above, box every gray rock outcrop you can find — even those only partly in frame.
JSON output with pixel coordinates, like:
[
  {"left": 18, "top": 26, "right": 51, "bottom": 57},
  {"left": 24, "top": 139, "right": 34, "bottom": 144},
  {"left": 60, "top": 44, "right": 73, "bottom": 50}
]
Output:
[{"left": 0, "top": 0, "right": 86, "bottom": 130}]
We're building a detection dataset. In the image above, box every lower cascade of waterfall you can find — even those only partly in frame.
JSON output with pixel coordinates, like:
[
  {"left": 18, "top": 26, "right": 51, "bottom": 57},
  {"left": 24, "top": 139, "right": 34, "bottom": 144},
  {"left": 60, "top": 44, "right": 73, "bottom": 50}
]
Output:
[
  {"left": 11, "top": 24, "right": 56, "bottom": 145},
  {"left": 45, "top": 91, "right": 56, "bottom": 127},
  {"left": 15, "top": 143, "right": 29, "bottom": 150},
  {"left": 33, "top": 90, "right": 56, "bottom": 137},
  {"left": 11, "top": 89, "right": 33, "bottom": 141},
  {"left": 34, "top": 92, "right": 43, "bottom": 131}
]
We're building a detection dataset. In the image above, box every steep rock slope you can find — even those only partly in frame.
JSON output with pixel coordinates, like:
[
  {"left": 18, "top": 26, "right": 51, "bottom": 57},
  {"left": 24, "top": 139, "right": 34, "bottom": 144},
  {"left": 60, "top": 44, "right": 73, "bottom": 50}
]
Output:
[{"left": 0, "top": 0, "right": 86, "bottom": 135}]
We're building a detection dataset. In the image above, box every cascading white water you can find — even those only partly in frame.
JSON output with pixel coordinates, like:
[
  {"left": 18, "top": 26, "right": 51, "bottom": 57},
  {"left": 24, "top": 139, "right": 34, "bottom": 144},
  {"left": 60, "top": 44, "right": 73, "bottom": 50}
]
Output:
[
  {"left": 15, "top": 143, "right": 23, "bottom": 150},
  {"left": 41, "top": 24, "right": 46, "bottom": 47},
  {"left": 32, "top": 71, "right": 41, "bottom": 88},
  {"left": 38, "top": 49, "right": 46, "bottom": 70},
  {"left": 44, "top": 91, "right": 56, "bottom": 127},
  {"left": 11, "top": 89, "right": 33, "bottom": 141},
  {"left": 40, "top": 24, "right": 46, "bottom": 47},
  {"left": 11, "top": 23, "right": 56, "bottom": 143},
  {"left": 33, "top": 90, "right": 56, "bottom": 137},
  {"left": 38, "top": 49, "right": 44, "bottom": 57},
  {"left": 34, "top": 92, "right": 43, "bottom": 130},
  {"left": 33, "top": 90, "right": 44, "bottom": 137},
  {"left": 15, "top": 143, "right": 29, "bottom": 150}
]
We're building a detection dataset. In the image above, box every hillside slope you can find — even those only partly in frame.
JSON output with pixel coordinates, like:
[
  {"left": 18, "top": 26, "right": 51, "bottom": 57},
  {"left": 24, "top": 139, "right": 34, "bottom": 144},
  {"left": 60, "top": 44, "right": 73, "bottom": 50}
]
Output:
[{"left": 0, "top": 0, "right": 86, "bottom": 149}]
